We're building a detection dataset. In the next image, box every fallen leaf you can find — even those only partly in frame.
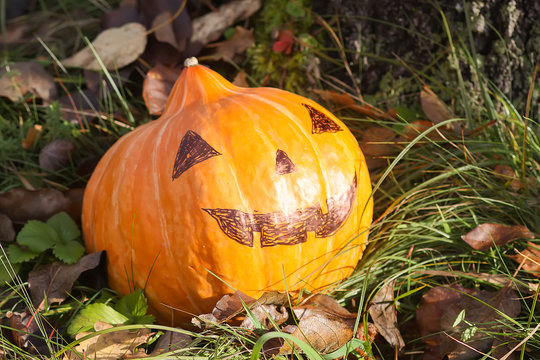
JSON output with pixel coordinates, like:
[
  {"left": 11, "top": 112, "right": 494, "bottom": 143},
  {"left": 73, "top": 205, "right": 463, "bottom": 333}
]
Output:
[
  {"left": 190, "top": 0, "right": 261, "bottom": 45},
  {"left": 357, "top": 127, "right": 401, "bottom": 170},
  {"left": 74, "top": 323, "right": 152, "bottom": 360},
  {"left": 240, "top": 304, "right": 289, "bottom": 330},
  {"left": 417, "top": 285, "right": 521, "bottom": 360},
  {"left": 212, "top": 26, "right": 254, "bottom": 60},
  {"left": 403, "top": 119, "right": 444, "bottom": 142},
  {"left": 313, "top": 89, "right": 356, "bottom": 107},
  {"left": 0, "top": 212, "right": 15, "bottom": 242},
  {"left": 28, "top": 252, "right": 102, "bottom": 310},
  {"left": 152, "top": 11, "right": 180, "bottom": 50},
  {"left": 462, "top": 223, "right": 534, "bottom": 251},
  {"left": 150, "top": 330, "right": 191, "bottom": 355},
  {"left": 0, "top": 188, "right": 84, "bottom": 224},
  {"left": 101, "top": 0, "right": 139, "bottom": 29},
  {"left": 420, "top": 87, "right": 455, "bottom": 130},
  {"left": 232, "top": 71, "right": 249, "bottom": 87},
  {"left": 0, "top": 62, "right": 57, "bottom": 103},
  {"left": 510, "top": 242, "right": 540, "bottom": 275},
  {"left": 494, "top": 164, "right": 523, "bottom": 191},
  {"left": 272, "top": 29, "right": 294, "bottom": 55},
  {"left": 280, "top": 295, "right": 357, "bottom": 355},
  {"left": 7, "top": 309, "right": 53, "bottom": 356},
  {"left": 142, "top": 64, "right": 181, "bottom": 115},
  {"left": 62, "top": 23, "right": 147, "bottom": 71},
  {"left": 39, "top": 139, "right": 75, "bottom": 172},
  {"left": 369, "top": 280, "right": 405, "bottom": 351}
]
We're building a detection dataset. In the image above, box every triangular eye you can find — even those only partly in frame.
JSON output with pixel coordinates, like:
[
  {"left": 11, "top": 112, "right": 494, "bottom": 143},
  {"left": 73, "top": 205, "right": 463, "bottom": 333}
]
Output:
[
  {"left": 303, "top": 103, "right": 343, "bottom": 134},
  {"left": 172, "top": 130, "right": 221, "bottom": 180},
  {"left": 276, "top": 149, "right": 296, "bottom": 175}
]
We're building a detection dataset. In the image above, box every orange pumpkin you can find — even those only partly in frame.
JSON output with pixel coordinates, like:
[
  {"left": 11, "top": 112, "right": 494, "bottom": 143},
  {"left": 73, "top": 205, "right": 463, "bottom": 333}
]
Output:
[{"left": 82, "top": 58, "right": 373, "bottom": 324}]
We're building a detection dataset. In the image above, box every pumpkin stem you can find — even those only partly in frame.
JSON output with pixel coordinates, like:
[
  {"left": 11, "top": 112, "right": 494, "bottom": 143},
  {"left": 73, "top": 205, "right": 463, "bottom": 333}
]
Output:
[{"left": 184, "top": 57, "right": 199, "bottom": 67}]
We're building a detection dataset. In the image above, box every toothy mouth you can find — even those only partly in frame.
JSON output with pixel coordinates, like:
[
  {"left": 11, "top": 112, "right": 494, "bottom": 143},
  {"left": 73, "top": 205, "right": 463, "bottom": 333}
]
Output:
[{"left": 202, "top": 174, "right": 357, "bottom": 247}]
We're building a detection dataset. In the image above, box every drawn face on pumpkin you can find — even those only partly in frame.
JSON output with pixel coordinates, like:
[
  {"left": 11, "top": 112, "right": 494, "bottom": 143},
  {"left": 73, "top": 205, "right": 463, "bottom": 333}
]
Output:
[{"left": 170, "top": 104, "right": 357, "bottom": 248}]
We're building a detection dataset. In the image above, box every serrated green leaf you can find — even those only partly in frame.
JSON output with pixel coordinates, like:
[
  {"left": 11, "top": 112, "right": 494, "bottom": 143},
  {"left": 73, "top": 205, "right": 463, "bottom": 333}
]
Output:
[
  {"left": 17, "top": 220, "right": 59, "bottom": 252},
  {"left": 7, "top": 244, "right": 40, "bottom": 263},
  {"left": 67, "top": 303, "right": 129, "bottom": 336},
  {"left": 285, "top": 1, "right": 305, "bottom": 17},
  {"left": 115, "top": 289, "right": 154, "bottom": 324},
  {"left": 47, "top": 212, "right": 80, "bottom": 243},
  {"left": 52, "top": 240, "right": 85, "bottom": 264}
]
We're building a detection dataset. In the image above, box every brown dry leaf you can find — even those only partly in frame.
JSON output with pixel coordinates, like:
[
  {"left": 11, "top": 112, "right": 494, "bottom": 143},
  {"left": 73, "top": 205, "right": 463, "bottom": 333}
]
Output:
[
  {"left": 240, "top": 304, "right": 289, "bottom": 329},
  {"left": 150, "top": 330, "right": 191, "bottom": 355},
  {"left": 7, "top": 309, "right": 54, "bottom": 355},
  {"left": 369, "top": 280, "right": 405, "bottom": 351},
  {"left": 152, "top": 11, "right": 179, "bottom": 50},
  {"left": 232, "top": 71, "right": 249, "bottom": 87},
  {"left": 39, "top": 139, "right": 75, "bottom": 172},
  {"left": 142, "top": 64, "right": 181, "bottom": 115},
  {"left": 0, "top": 62, "right": 57, "bottom": 103},
  {"left": 101, "top": 0, "right": 139, "bottom": 29},
  {"left": 74, "top": 322, "right": 152, "bottom": 360},
  {"left": 510, "top": 242, "right": 540, "bottom": 275},
  {"left": 494, "top": 164, "right": 523, "bottom": 191},
  {"left": 462, "top": 223, "right": 534, "bottom": 251},
  {"left": 404, "top": 119, "right": 444, "bottom": 142},
  {"left": 0, "top": 188, "right": 84, "bottom": 223},
  {"left": 420, "top": 87, "right": 455, "bottom": 130},
  {"left": 279, "top": 294, "right": 357, "bottom": 355},
  {"left": 28, "top": 252, "right": 102, "bottom": 309},
  {"left": 313, "top": 89, "right": 356, "bottom": 106},
  {"left": 62, "top": 23, "right": 147, "bottom": 71},
  {"left": 191, "top": 0, "right": 261, "bottom": 45},
  {"left": 0, "top": 212, "right": 15, "bottom": 242},
  {"left": 211, "top": 26, "right": 254, "bottom": 60},
  {"left": 193, "top": 290, "right": 288, "bottom": 328},
  {"left": 357, "top": 127, "right": 401, "bottom": 170},
  {"left": 417, "top": 285, "right": 521, "bottom": 360}
]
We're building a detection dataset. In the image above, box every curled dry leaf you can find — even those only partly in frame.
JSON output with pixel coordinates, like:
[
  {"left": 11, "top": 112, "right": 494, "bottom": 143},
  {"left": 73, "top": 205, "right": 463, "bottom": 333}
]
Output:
[
  {"left": 191, "top": 0, "right": 261, "bottom": 45},
  {"left": 510, "top": 242, "right": 540, "bottom": 275},
  {"left": 7, "top": 309, "right": 54, "bottom": 356},
  {"left": 73, "top": 322, "right": 152, "bottom": 360},
  {"left": 22, "top": 124, "right": 43, "bottom": 150},
  {"left": 368, "top": 280, "right": 405, "bottom": 351},
  {"left": 416, "top": 284, "right": 521, "bottom": 360},
  {"left": 462, "top": 223, "right": 534, "bottom": 251},
  {"left": 62, "top": 23, "right": 147, "bottom": 71},
  {"left": 0, "top": 62, "right": 57, "bottom": 103},
  {"left": 0, "top": 188, "right": 84, "bottom": 223},
  {"left": 142, "top": 64, "right": 181, "bottom": 115},
  {"left": 192, "top": 290, "right": 288, "bottom": 327},
  {"left": 211, "top": 26, "right": 254, "bottom": 60},
  {"left": 39, "top": 139, "right": 75, "bottom": 172},
  {"left": 356, "top": 127, "right": 401, "bottom": 170},
  {"left": 28, "top": 252, "right": 102, "bottom": 310},
  {"left": 152, "top": 11, "right": 180, "bottom": 50}
]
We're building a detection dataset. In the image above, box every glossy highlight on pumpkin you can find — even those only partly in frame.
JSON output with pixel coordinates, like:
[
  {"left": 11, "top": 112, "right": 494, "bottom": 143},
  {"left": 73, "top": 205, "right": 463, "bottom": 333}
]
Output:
[{"left": 82, "top": 57, "right": 373, "bottom": 324}]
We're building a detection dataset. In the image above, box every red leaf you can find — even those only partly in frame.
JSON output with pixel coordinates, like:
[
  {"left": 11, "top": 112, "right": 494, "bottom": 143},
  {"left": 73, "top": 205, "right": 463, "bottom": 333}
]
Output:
[{"left": 272, "top": 30, "right": 294, "bottom": 55}]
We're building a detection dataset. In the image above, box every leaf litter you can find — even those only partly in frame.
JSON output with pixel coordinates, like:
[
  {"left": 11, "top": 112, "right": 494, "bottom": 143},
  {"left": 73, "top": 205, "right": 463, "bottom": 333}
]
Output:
[
  {"left": 462, "top": 223, "right": 534, "bottom": 251},
  {"left": 0, "top": 62, "right": 57, "bottom": 103}
]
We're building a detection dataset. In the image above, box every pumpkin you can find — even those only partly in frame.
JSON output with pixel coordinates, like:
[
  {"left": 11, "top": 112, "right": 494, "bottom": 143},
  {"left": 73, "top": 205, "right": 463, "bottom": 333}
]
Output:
[{"left": 82, "top": 57, "right": 373, "bottom": 324}]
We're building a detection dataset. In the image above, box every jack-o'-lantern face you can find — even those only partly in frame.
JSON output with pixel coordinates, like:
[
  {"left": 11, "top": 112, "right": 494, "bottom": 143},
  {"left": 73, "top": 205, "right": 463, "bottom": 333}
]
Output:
[
  {"left": 170, "top": 104, "right": 358, "bottom": 248},
  {"left": 82, "top": 60, "right": 373, "bottom": 324}
]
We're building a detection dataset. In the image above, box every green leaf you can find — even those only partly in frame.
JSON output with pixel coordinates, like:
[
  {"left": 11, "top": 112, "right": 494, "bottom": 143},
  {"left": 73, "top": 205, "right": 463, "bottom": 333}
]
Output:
[
  {"left": 461, "top": 326, "right": 478, "bottom": 342},
  {"left": 7, "top": 244, "right": 40, "bottom": 263},
  {"left": 0, "top": 253, "right": 21, "bottom": 283},
  {"left": 52, "top": 240, "right": 85, "bottom": 264},
  {"left": 17, "top": 220, "right": 58, "bottom": 252},
  {"left": 115, "top": 289, "right": 154, "bottom": 324},
  {"left": 47, "top": 212, "right": 80, "bottom": 243},
  {"left": 223, "top": 27, "right": 236, "bottom": 40},
  {"left": 453, "top": 309, "right": 466, "bottom": 327},
  {"left": 67, "top": 303, "right": 129, "bottom": 336},
  {"left": 285, "top": 1, "right": 305, "bottom": 17}
]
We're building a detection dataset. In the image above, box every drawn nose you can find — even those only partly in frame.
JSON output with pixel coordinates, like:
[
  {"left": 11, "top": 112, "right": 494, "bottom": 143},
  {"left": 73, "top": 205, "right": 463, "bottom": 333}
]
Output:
[{"left": 275, "top": 149, "right": 296, "bottom": 175}]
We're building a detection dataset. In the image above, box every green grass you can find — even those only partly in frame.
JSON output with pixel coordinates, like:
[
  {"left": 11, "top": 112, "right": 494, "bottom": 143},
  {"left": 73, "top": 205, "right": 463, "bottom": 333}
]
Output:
[{"left": 1, "top": 0, "right": 539, "bottom": 359}]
